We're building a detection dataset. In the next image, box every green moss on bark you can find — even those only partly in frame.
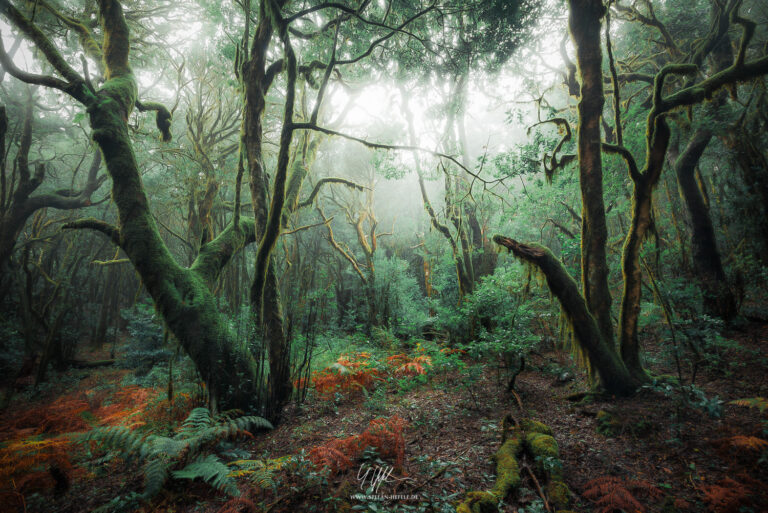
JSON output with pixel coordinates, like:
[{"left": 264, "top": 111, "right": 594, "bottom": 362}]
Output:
[{"left": 491, "top": 436, "right": 523, "bottom": 497}]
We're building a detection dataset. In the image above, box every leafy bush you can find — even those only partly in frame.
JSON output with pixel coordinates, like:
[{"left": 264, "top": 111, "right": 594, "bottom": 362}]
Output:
[{"left": 371, "top": 254, "right": 430, "bottom": 337}]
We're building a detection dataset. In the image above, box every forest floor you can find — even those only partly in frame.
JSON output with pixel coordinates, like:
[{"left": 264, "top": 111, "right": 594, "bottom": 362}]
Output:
[{"left": 1, "top": 321, "right": 767, "bottom": 513}]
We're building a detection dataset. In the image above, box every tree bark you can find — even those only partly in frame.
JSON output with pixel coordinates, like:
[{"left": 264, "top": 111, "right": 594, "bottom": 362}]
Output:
[
  {"left": 568, "top": 0, "right": 614, "bottom": 346},
  {"left": 493, "top": 235, "right": 636, "bottom": 395},
  {"left": 0, "top": 0, "right": 267, "bottom": 411},
  {"left": 675, "top": 129, "right": 736, "bottom": 320}
]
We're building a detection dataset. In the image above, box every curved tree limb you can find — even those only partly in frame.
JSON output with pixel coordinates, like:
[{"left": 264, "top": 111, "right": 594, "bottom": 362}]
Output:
[
  {"left": 135, "top": 100, "right": 172, "bottom": 142},
  {"left": 493, "top": 234, "right": 636, "bottom": 395},
  {"left": 296, "top": 177, "right": 367, "bottom": 209},
  {"left": 61, "top": 218, "right": 121, "bottom": 245}
]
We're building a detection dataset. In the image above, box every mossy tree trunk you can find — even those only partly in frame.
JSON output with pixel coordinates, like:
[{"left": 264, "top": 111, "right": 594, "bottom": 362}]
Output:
[
  {"left": 493, "top": 236, "right": 637, "bottom": 395},
  {"left": 501, "top": 0, "right": 768, "bottom": 391},
  {"left": 240, "top": 0, "right": 297, "bottom": 420},
  {"left": 615, "top": 3, "right": 768, "bottom": 368},
  {"left": 674, "top": 128, "right": 736, "bottom": 320},
  {"left": 568, "top": 0, "right": 614, "bottom": 347},
  {"left": 0, "top": 0, "right": 269, "bottom": 412},
  {"left": 616, "top": 115, "right": 669, "bottom": 381}
]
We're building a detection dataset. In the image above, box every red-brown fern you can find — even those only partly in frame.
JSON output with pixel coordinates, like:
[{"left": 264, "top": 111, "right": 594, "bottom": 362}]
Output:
[
  {"left": 700, "top": 477, "right": 752, "bottom": 513},
  {"left": 311, "top": 353, "right": 383, "bottom": 398},
  {"left": 582, "top": 476, "right": 662, "bottom": 513},
  {"left": 0, "top": 437, "right": 75, "bottom": 496},
  {"left": 712, "top": 435, "right": 768, "bottom": 454},
  {"left": 389, "top": 354, "right": 432, "bottom": 377},
  {"left": 359, "top": 416, "right": 407, "bottom": 467},
  {"left": 216, "top": 497, "right": 257, "bottom": 513},
  {"left": 308, "top": 415, "right": 408, "bottom": 474},
  {"left": 0, "top": 383, "right": 175, "bottom": 500}
]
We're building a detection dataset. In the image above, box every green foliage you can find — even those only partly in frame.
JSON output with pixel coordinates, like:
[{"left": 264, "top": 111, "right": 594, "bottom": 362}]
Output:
[
  {"left": 79, "top": 407, "right": 272, "bottom": 500},
  {"left": 642, "top": 380, "right": 723, "bottom": 419},
  {"left": 435, "top": 261, "right": 550, "bottom": 350},
  {"left": 371, "top": 254, "right": 430, "bottom": 337},
  {"left": 0, "top": 316, "right": 25, "bottom": 380},
  {"left": 119, "top": 301, "right": 171, "bottom": 377}
]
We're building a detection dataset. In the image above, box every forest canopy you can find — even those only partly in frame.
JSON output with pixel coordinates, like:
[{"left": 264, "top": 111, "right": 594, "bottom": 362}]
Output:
[{"left": 1, "top": 0, "right": 767, "bottom": 512}]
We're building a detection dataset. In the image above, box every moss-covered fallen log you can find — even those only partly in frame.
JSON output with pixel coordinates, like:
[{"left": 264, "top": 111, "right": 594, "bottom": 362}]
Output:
[{"left": 456, "top": 417, "right": 573, "bottom": 513}]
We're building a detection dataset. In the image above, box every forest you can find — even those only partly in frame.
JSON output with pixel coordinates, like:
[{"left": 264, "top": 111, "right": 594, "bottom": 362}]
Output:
[{"left": 0, "top": 0, "right": 767, "bottom": 511}]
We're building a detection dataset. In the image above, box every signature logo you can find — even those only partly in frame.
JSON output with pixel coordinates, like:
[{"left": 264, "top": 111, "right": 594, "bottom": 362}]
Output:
[{"left": 357, "top": 463, "right": 396, "bottom": 493}]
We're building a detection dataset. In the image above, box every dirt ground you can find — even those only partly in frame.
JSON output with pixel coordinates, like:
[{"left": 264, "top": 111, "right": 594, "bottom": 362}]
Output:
[{"left": 5, "top": 321, "right": 768, "bottom": 513}]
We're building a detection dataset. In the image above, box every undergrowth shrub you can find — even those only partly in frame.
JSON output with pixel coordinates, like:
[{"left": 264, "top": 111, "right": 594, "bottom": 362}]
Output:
[
  {"left": 308, "top": 415, "right": 407, "bottom": 474},
  {"left": 582, "top": 476, "right": 662, "bottom": 513},
  {"left": 699, "top": 474, "right": 767, "bottom": 512},
  {"left": 310, "top": 352, "right": 383, "bottom": 399},
  {"left": 370, "top": 255, "right": 430, "bottom": 338},
  {"left": 79, "top": 407, "right": 272, "bottom": 502}
]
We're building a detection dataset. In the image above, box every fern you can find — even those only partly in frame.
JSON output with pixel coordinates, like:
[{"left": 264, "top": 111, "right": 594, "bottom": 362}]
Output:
[
  {"left": 307, "top": 415, "right": 407, "bottom": 474},
  {"left": 79, "top": 407, "right": 272, "bottom": 502},
  {"left": 582, "top": 475, "right": 662, "bottom": 513},
  {"left": 701, "top": 477, "right": 751, "bottom": 512},
  {"left": 729, "top": 397, "right": 768, "bottom": 413},
  {"left": 227, "top": 458, "right": 285, "bottom": 490},
  {"left": 172, "top": 454, "right": 239, "bottom": 496},
  {"left": 143, "top": 458, "right": 169, "bottom": 498},
  {"left": 714, "top": 435, "right": 768, "bottom": 453}
]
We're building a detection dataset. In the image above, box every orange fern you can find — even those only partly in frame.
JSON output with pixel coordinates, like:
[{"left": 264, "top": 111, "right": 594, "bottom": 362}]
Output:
[
  {"left": 729, "top": 397, "right": 768, "bottom": 413},
  {"left": 700, "top": 477, "right": 751, "bottom": 513},
  {"left": 308, "top": 444, "right": 354, "bottom": 474},
  {"left": 359, "top": 416, "right": 407, "bottom": 467},
  {"left": 390, "top": 354, "right": 432, "bottom": 377},
  {"left": 308, "top": 415, "right": 408, "bottom": 474},
  {"left": 0, "top": 437, "right": 75, "bottom": 495},
  {"left": 582, "top": 476, "right": 662, "bottom": 513},
  {"left": 311, "top": 354, "right": 382, "bottom": 398},
  {"left": 714, "top": 435, "right": 768, "bottom": 453}
]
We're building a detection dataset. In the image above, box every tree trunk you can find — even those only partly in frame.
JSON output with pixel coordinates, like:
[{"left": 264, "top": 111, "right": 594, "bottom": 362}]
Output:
[
  {"left": 242, "top": 3, "right": 296, "bottom": 421},
  {"left": 617, "top": 117, "right": 670, "bottom": 381},
  {"left": 568, "top": 0, "right": 614, "bottom": 346},
  {"left": 493, "top": 235, "right": 636, "bottom": 395},
  {"left": 675, "top": 129, "right": 736, "bottom": 320}
]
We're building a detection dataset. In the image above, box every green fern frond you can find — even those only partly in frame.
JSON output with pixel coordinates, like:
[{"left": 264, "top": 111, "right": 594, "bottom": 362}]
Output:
[
  {"left": 147, "top": 435, "right": 188, "bottom": 459},
  {"left": 143, "top": 458, "right": 169, "bottom": 498},
  {"left": 236, "top": 415, "right": 274, "bottom": 432},
  {"left": 81, "top": 426, "right": 148, "bottom": 461},
  {"left": 249, "top": 469, "right": 275, "bottom": 490},
  {"left": 80, "top": 407, "right": 272, "bottom": 501},
  {"left": 173, "top": 454, "right": 239, "bottom": 496},
  {"left": 179, "top": 407, "right": 214, "bottom": 435}
]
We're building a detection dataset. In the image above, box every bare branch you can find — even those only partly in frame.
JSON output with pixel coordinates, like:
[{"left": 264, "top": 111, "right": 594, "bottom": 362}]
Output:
[{"left": 297, "top": 177, "right": 367, "bottom": 209}]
